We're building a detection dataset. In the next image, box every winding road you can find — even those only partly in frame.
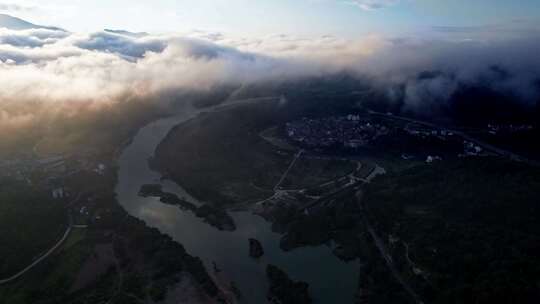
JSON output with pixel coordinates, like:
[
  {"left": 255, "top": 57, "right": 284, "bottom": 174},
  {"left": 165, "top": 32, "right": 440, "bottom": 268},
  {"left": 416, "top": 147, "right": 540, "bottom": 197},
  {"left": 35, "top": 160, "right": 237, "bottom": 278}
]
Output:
[
  {"left": 369, "top": 110, "right": 539, "bottom": 166},
  {"left": 0, "top": 225, "right": 72, "bottom": 285},
  {"left": 0, "top": 195, "right": 85, "bottom": 285},
  {"left": 356, "top": 190, "right": 425, "bottom": 304}
]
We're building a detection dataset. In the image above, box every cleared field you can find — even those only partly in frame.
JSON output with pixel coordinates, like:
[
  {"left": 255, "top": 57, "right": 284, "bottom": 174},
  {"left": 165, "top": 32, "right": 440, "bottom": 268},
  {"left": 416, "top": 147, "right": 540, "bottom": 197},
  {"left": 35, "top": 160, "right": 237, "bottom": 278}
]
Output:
[
  {"left": 280, "top": 157, "right": 356, "bottom": 190},
  {"left": 154, "top": 101, "right": 365, "bottom": 207},
  {"left": 259, "top": 126, "right": 298, "bottom": 151},
  {"left": 153, "top": 101, "right": 293, "bottom": 205}
]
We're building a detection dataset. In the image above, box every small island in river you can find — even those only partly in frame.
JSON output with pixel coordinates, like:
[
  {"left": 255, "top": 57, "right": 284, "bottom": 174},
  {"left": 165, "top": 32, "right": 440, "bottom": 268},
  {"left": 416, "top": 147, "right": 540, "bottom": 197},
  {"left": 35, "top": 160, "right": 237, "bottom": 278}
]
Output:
[
  {"left": 139, "top": 184, "right": 236, "bottom": 231},
  {"left": 249, "top": 238, "right": 264, "bottom": 258}
]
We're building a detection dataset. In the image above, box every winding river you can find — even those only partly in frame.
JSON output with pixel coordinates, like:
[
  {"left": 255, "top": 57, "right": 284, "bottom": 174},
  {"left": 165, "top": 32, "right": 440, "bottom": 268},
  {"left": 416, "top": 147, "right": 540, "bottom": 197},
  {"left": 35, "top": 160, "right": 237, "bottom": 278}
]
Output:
[{"left": 115, "top": 102, "right": 359, "bottom": 303}]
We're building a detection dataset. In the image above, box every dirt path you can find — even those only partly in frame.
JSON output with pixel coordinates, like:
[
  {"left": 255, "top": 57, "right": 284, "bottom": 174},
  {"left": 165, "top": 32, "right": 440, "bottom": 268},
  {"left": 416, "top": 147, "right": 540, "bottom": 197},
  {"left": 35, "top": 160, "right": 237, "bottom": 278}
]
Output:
[
  {"left": 356, "top": 190, "right": 425, "bottom": 304},
  {"left": 273, "top": 149, "right": 304, "bottom": 191}
]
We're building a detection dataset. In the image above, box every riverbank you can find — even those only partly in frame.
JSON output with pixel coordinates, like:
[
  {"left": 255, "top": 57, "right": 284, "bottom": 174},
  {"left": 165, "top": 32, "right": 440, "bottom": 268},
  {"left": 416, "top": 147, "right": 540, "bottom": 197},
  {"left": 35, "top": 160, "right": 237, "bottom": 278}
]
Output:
[
  {"left": 0, "top": 123, "right": 231, "bottom": 304},
  {"left": 116, "top": 100, "right": 361, "bottom": 303}
]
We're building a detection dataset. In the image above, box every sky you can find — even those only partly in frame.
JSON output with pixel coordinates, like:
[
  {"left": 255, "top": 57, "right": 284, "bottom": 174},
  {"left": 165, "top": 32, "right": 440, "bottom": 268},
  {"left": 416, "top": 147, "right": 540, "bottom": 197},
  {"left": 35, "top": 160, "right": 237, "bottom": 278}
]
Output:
[
  {"left": 1, "top": 0, "right": 540, "bottom": 129},
  {"left": 2, "top": 0, "right": 540, "bottom": 38}
]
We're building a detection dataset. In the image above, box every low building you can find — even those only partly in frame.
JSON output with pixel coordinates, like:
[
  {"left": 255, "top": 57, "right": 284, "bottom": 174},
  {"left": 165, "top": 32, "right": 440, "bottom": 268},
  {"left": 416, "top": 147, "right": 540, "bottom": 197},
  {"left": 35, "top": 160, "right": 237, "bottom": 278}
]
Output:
[
  {"left": 426, "top": 155, "right": 442, "bottom": 163},
  {"left": 52, "top": 187, "right": 65, "bottom": 199}
]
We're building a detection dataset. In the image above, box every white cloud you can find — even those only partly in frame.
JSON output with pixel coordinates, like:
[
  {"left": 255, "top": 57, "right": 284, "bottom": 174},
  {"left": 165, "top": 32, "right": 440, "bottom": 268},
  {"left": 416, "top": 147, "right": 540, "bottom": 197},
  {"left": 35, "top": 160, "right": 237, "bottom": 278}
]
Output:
[
  {"left": 0, "top": 19, "right": 539, "bottom": 125},
  {"left": 0, "top": 3, "right": 36, "bottom": 12},
  {"left": 344, "top": 0, "right": 400, "bottom": 11}
]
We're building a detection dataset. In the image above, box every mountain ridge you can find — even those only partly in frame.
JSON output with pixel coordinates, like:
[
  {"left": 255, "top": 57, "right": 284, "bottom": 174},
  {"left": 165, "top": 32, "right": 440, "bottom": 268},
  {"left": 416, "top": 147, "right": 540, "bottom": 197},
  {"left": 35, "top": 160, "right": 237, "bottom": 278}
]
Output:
[{"left": 0, "top": 13, "right": 64, "bottom": 31}]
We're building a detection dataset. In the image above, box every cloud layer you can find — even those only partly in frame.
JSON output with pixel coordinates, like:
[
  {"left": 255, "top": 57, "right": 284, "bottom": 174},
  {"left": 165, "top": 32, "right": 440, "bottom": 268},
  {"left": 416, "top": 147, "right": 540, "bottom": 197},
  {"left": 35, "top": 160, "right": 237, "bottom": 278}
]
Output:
[
  {"left": 0, "top": 3, "right": 35, "bottom": 12},
  {"left": 345, "top": 0, "right": 400, "bottom": 11},
  {"left": 0, "top": 16, "right": 539, "bottom": 130}
]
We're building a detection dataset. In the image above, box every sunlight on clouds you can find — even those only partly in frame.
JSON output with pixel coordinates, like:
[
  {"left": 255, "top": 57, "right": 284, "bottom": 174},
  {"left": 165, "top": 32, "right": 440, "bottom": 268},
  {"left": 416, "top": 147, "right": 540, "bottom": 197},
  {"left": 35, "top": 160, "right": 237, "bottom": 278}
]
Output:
[{"left": 0, "top": 16, "right": 539, "bottom": 127}]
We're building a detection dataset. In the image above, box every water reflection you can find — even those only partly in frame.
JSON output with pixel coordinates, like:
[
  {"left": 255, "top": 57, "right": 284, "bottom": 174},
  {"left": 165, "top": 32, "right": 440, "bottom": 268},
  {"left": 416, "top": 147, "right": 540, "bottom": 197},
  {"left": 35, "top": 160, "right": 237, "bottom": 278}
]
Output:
[{"left": 115, "top": 107, "right": 358, "bottom": 303}]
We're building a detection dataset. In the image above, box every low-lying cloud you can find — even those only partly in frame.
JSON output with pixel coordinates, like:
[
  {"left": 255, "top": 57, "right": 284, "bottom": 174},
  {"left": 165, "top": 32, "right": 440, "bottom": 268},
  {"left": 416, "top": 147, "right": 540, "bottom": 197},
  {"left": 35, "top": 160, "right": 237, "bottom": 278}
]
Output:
[
  {"left": 74, "top": 31, "right": 166, "bottom": 60},
  {"left": 0, "top": 17, "right": 539, "bottom": 127},
  {"left": 349, "top": 37, "right": 540, "bottom": 106},
  {"left": 345, "top": 0, "right": 400, "bottom": 11},
  {"left": 0, "top": 3, "right": 35, "bottom": 12}
]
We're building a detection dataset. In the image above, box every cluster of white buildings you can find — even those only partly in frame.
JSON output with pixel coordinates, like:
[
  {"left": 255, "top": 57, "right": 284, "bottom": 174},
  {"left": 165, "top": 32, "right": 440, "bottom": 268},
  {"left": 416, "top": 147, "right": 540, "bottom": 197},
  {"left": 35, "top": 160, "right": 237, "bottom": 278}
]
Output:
[{"left": 52, "top": 187, "right": 66, "bottom": 199}]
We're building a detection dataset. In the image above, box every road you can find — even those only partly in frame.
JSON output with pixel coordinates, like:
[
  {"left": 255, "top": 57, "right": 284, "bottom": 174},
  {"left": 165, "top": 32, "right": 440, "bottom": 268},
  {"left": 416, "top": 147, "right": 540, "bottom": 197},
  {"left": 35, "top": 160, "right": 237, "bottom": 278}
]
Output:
[
  {"left": 274, "top": 149, "right": 304, "bottom": 191},
  {"left": 369, "top": 111, "right": 539, "bottom": 166},
  {"left": 210, "top": 96, "right": 281, "bottom": 113},
  {"left": 302, "top": 164, "right": 424, "bottom": 304},
  {"left": 0, "top": 225, "right": 72, "bottom": 285},
  {"left": 300, "top": 164, "right": 385, "bottom": 213},
  {"left": 105, "top": 235, "right": 125, "bottom": 304},
  {"left": 0, "top": 194, "right": 85, "bottom": 285},
  {"left": 357, "top": 191, "right": 425, "bottom": 304},
  {"left": 301, "top": 180, "right": 361, "bottom": 213},
  {"left": 254, "top": 116, "right": 422, "bottom": 301},
  {"left": 295, "top": 161, "right": 423, "bottom": 303},
  {"left": 364, "top": 223, "right": 424, "bottom": 304}
]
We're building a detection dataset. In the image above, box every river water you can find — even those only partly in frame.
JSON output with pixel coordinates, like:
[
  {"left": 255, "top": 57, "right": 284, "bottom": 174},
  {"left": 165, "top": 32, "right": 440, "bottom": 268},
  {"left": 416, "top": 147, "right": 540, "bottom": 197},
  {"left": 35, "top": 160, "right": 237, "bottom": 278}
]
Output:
[{"left": 115, "top": 104, "right": 359, "bottom": 303}]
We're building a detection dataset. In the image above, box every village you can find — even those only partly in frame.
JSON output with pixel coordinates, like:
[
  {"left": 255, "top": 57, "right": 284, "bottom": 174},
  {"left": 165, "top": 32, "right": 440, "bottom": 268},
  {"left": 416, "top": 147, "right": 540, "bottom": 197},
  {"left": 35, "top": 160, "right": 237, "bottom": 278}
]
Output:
[
  {"left": 487, "top": 123, "right": 534, "bottom": 135},
  {"left": 284, "top": 114, "right": 495, "bottom": 164},
  {"left": 0, "top": 151, "right": 111, "bottom": 226},
  {"left": 285, "top": 115, "right": 390, "bottom": 149}
]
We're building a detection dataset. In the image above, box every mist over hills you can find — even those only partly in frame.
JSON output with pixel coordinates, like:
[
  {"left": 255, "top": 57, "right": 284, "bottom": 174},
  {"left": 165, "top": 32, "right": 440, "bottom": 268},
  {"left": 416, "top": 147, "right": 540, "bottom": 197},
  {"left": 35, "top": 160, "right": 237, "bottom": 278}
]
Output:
[
  {"left": 0, "top": 14, "right": 539, "bottom": 130},
  {"left": 104, "top": 29, "right": 149, "bottom": 38},
  {"left": 1, "top": 8, "right": 540, "bottom": 303},
  {"left": 363, "top": 69, "right": 540, "bottom": 125}
]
